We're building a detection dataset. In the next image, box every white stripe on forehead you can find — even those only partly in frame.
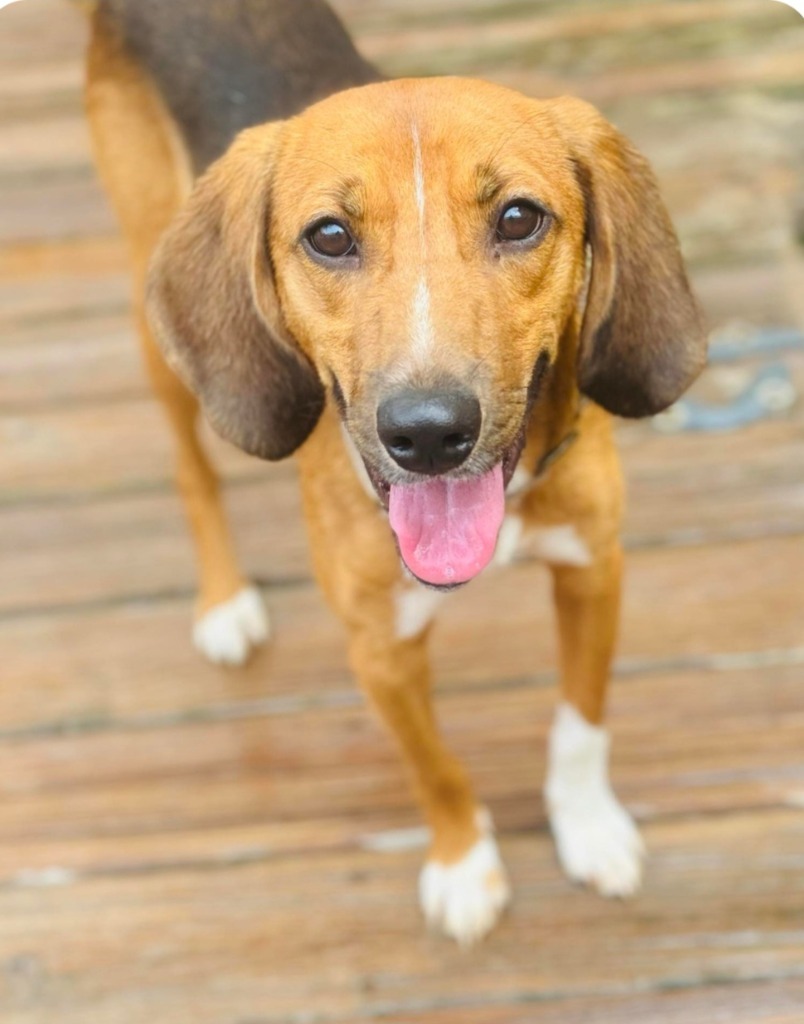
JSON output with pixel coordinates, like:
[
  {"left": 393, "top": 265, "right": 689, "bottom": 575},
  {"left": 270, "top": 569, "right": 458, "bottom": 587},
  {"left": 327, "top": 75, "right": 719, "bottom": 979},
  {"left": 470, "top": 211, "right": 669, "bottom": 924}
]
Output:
[
  {"left": 410, "top": 120, "right": 433, "bottom": 362},
  {"left": 411, "top": 277, "right": 434, "bottom": 361},
  {"left": 412, "top": 120, "right": 426, "bottom": 224}
]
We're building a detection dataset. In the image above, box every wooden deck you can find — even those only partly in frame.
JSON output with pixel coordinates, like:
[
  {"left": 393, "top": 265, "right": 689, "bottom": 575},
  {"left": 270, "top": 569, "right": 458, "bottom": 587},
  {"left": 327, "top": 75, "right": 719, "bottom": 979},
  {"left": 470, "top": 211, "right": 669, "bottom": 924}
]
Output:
[{"left": 2, "top": 1, "right": 804, "bottom": 1021}]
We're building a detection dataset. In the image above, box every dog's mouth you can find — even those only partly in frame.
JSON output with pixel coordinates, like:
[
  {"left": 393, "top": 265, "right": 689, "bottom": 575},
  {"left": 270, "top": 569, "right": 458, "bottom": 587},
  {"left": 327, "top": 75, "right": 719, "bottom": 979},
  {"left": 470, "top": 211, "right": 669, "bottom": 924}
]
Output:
[
  {"left": 351, "top": 354, "right": 548, "bottom": 589},
  {"left": 362, "top": 425, "right": 527, "bottom": 589}
]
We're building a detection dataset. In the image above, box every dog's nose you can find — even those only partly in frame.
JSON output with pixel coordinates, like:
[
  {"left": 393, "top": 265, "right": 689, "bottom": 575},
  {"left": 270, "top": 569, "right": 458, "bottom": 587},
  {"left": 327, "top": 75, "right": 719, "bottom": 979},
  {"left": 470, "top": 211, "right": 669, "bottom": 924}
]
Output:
[{"left": 377, "top": 389, "right": 482, "bottom": 475}]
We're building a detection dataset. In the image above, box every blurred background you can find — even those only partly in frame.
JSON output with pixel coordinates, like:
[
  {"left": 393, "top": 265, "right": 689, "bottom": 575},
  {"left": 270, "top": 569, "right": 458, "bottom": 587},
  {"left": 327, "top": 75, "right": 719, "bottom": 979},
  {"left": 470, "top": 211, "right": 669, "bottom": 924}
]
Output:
[{"left": 1, "top": 1, "right": 803, "bottom": 1022}]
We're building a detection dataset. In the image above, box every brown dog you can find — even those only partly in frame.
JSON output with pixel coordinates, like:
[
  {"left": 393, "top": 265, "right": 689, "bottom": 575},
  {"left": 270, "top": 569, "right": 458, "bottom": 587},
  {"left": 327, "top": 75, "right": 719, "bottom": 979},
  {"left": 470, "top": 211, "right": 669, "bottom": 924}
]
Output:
[{"left": 84, "top": 0, "right": 706, "bottom": 944}]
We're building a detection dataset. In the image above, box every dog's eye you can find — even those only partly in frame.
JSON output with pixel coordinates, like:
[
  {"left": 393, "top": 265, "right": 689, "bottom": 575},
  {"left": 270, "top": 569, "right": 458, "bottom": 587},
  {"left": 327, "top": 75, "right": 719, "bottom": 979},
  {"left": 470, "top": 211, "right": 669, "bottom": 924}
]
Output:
[
  {"left": 496, "top": 201, "right": 546, "bottom": 243},
  {"left": 306, "top": 219, "right": 356, "bottom": 259}
]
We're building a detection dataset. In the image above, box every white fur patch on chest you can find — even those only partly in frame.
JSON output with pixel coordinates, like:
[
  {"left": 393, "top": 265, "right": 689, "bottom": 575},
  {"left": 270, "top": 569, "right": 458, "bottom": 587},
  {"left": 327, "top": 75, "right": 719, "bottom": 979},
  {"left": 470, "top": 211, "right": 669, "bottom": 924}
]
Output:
[
  {"left": 505, "top": 464, "right": 534, "bottom": 497},
  {"left": 493, "top": 517, "right": 592, "bottom": 568},
  {"left": 395, "top": 584, "right": 445, "bottom": 639},
  {"left": 529, "top": 524, "right": 593, "bottom": 567},
  {"left": 492, "top": 514, "right": 524, "bottom": 567}
]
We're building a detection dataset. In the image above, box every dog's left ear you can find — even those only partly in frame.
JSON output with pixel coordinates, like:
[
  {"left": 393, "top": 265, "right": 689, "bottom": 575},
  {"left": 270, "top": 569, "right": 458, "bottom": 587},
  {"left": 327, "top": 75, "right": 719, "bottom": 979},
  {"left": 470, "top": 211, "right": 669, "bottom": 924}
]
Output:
[
  {"left": 147, "top": 123, "right": 325, "bottom": 460},
  {"left": 547, "top": 97, "right": 707, "bottom": 417}
]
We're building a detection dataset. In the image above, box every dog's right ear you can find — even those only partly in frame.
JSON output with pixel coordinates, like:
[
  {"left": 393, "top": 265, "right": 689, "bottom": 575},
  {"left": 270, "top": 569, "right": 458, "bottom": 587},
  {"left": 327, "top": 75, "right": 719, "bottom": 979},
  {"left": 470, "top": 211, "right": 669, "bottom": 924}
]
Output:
[
  {"left": 546, "top": 97, "right": 707, "bottom": 418},
  {"left": 147, "top": 124, "right": 325, "bottom": 461}
]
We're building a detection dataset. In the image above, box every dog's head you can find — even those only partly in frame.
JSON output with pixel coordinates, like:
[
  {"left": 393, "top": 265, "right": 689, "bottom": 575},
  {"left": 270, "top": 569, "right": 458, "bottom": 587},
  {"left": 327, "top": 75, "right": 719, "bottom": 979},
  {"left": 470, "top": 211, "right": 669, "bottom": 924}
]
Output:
[{"left": 148, "top": 78, "right": 706, "bottom": 587}]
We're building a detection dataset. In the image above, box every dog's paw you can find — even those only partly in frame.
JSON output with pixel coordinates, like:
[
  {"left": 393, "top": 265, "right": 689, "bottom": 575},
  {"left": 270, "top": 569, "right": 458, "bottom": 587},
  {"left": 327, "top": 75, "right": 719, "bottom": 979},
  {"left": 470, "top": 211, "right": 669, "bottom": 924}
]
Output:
[
  {"left": 545, "top": 703, "right": 645, "bottom": 898},
  {"left": 548, "top": 789, "right": 645, "bottom": 897},
  {"left": 419, "top": 814, "right": 510, "bottom": 946},
  {"left": 193, "top": 586, "right": 270, "bottom": 666}
]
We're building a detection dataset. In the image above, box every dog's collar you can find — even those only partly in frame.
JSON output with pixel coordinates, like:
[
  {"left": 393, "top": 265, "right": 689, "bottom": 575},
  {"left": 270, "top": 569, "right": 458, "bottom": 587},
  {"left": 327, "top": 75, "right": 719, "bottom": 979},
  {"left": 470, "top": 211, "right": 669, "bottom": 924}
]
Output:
[
  {"left": 530, "top": 395, "right": 588, "bottom": 484},
  {"left": 532, "top": 427, "right": 580, "bottom": 482}
]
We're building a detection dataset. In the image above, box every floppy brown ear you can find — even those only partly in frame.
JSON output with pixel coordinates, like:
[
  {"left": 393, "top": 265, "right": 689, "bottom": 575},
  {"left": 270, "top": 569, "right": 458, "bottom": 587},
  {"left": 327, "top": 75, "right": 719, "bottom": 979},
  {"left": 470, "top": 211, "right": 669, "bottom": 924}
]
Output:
[
  {"left": 146, "top": 123, "right": 325, "bottom": 459},
  {"left": 548, "top": 97, "right": 707, "bottom": 417}
]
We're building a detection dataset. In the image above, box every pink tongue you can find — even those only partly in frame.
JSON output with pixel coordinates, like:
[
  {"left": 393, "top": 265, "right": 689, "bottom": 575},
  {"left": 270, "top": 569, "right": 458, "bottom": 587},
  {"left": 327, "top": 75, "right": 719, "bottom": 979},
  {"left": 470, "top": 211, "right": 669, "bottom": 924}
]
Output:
[{"left": 388, "top": 464, "right": 505, "bottom": 586}]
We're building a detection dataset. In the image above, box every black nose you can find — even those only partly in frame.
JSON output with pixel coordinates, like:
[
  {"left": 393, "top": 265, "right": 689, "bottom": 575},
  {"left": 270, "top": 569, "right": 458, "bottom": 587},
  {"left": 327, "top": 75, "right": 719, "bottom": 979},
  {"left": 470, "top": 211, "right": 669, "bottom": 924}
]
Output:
[{"left": 377, "top": 388, "right": 482, "bottom": 475}]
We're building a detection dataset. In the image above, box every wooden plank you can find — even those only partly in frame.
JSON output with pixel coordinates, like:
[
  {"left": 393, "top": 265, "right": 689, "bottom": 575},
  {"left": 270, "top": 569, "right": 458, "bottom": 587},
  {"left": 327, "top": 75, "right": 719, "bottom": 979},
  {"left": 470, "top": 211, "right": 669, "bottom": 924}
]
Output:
[
  {"left": 335, "top": 0, "right": 785, "bottom": 43},
  {"left": 0, "top": 587, "right": 347, "bottom": 732},
  {"left": 0, "top": 237, "right": 126, "bottom": 282},
  {"left": 0, "top": 113, "right": 93, "bottom": 178},
  {"left": 378, "top": 980, "right": 804, "bottom": 1024},
  {"left": 2, "top": 810, "right": 804, "bottom": 1023},
  {"left": 340, "top": 0, "right": 803, "bottom": 109},
  {"left": 398, "top": 40, "right": 804, "bottom": 104},
  {"left": 0, "top": 60, "right": 82, "bottom": 118},
  {"left": 1, "top": 532, "right": 802, "bottom": 734},
  {"left": 0, "top": 661, "right": 803, "bottom": 874},
  {"left": 0, "top": 396, "right": 275, "bottom": 502},
  {"left": 0, "top": 0, "right": 86, "bottom": 67},
  {"left": 0, "top": 313, "right": 142, "bottom": 410},
  {"left": 610, "top": 105, "right": 803, "bottom": 274},
  {"left": 348, "top": 0, "right": 783, "bottom": 67},
  {"left": 0, "top": 477, "right": 310, "bottom": 615},
  {"left": 684, "top": 261, "right": 794, "bottom": 326},
  {"left": 0, "top": 264, "right": 129, "bottom": 331},
  {"left": 0, "top": 172, "right": 115, "bottom": 245}
]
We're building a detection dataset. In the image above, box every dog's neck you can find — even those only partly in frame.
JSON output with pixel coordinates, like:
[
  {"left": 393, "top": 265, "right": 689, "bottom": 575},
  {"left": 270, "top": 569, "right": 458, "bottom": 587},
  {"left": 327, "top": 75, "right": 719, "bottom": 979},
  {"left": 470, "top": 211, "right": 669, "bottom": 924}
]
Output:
[{"left": 518, "top": 317, "right": 587, "bottom": 483}]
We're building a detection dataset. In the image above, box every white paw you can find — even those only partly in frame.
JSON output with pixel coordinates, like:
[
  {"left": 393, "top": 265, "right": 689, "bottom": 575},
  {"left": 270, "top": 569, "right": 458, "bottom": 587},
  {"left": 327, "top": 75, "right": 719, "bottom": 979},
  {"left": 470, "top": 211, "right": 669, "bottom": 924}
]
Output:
[
  {"left": 548, "top": 789, "right": 645, "bottom": 897},
  {"left": 545, "top": 703, "right": 645, "bottom": 898},
  {"left": 419, "top": 813, "right": 510, "bottom": 946},
  {"left": 193, "top": 586, "right": 270, "bottom": 666}
]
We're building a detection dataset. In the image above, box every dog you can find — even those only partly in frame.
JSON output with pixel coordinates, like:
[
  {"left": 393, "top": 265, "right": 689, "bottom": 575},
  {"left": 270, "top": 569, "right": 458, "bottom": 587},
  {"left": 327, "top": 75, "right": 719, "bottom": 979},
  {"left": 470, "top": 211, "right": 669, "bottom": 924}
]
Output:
[{"left": 82, "top": 0, "right": 707, "bottom": 944}]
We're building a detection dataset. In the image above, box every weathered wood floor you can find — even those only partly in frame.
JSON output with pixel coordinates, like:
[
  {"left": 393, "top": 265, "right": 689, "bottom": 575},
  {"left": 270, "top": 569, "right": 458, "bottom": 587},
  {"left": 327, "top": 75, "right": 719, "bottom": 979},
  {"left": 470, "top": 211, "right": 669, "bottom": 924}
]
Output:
[{"left": 1, "top": 1, "right": 804, "bottom": 1021}]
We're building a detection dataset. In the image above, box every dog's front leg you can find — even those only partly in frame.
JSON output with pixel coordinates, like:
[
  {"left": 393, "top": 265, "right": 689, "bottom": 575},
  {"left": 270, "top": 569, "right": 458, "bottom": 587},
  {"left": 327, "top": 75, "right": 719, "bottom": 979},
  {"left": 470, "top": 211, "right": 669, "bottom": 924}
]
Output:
[
  {"left": 298, "top": 421, "right": 509, "bottom": 943},
  {"left": 545, "top": 543, "right": 646, "bottom": 896},
  {"left": 347, "top": 610, "right": 510, "bottom": 944}
]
